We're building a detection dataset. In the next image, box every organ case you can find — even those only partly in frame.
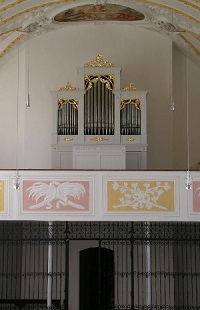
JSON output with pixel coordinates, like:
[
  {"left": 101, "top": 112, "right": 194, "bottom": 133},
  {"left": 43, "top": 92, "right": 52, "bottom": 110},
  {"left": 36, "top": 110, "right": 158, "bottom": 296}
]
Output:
[{"left": 51, "top": 55, "right": 148, "bottom": 169}]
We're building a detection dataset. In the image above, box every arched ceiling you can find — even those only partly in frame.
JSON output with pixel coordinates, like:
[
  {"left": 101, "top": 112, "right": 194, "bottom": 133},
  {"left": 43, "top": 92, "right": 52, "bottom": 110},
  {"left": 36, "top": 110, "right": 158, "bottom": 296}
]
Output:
[{"left": 0, "top": 0, "right": 199, "bottom": 64}]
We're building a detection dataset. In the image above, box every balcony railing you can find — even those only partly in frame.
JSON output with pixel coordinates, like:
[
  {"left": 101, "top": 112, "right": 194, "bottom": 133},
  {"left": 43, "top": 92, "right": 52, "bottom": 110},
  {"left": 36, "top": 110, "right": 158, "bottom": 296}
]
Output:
[{"left": 0, "top": 170, "right": 199, "bottom": 222}]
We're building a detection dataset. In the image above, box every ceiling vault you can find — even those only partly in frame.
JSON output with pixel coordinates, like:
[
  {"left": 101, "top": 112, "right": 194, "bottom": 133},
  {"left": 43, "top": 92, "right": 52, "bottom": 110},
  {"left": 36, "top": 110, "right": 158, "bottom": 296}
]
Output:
[{"left": 0, "top": 0, "right": 199, "bottom": 64}]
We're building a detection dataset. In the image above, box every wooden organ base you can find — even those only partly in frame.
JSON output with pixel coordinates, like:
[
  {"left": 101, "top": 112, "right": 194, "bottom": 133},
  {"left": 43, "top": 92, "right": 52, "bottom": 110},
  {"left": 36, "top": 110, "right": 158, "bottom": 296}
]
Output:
[{"left": 52, "top": 144, "right": 147, "bottom": 170}]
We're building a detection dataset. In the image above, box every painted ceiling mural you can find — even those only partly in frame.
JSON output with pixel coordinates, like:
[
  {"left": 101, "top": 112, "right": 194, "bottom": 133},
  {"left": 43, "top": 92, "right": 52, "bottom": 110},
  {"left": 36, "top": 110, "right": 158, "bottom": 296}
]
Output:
[
  {"left": 54, "top": 4, "right": 145, "bottom": 22},
  {"left": 0, "top": 0, "right": 199, "bottom": 62}
]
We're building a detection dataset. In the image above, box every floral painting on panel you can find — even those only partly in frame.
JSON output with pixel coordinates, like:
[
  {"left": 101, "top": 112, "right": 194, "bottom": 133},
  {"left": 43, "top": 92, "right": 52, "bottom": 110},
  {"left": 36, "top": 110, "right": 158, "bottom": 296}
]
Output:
[{"left": 107, "top": 180, "right": 175, "bottom": 212}]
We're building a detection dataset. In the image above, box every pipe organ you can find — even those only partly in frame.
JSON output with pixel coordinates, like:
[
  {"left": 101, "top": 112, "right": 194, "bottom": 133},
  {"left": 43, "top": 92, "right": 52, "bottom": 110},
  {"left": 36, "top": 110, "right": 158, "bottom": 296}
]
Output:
[{"left": 51, "top": 55, "right": 148, "bottom": 170}]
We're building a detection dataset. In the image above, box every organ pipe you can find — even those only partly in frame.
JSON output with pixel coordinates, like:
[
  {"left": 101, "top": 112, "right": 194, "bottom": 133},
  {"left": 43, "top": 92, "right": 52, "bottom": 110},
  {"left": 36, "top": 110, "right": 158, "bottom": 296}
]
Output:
[
  {"left": 83, "top": 79, "right": 115, "bottom": 135},
  {"left": 58, "top": 100, "right": 78, "bottom": 135},
  {"left": 57, "top": 77, "right": 141, "bottom": 136}
]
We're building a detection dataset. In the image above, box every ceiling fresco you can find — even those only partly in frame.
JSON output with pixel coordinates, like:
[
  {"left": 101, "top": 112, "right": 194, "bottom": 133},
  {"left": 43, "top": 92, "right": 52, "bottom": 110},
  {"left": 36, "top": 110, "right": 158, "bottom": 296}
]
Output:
[
  {"left": 0, "top": 0, "right": 199, "bottom": 63},
  {"left": 54, "top": 4, "right": 145, "bottom": 22}
]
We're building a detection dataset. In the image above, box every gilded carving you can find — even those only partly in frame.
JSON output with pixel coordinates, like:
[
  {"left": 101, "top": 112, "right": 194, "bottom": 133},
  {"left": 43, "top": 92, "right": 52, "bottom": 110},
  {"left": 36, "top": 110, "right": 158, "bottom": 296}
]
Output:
[
  {"left": 63, "top": 138, "right": 73, "bottom": 142},
  {"left": 126, "top": 138, "right": 135, "bottom": 142},
  {"left": 90, "top": 137, "right": 109, "bottom": 142},
  {"left": 84, "top": 54, "right": 114, "bottom": 67},
  {"left": 122, "top": 82, "right": 138, "bottom": 91},
  {"left": 85, "top": 75, "right": 114, "bottom": 91},
  {"left": 121, "top": 99, "right": 141, "bottom": 110},
  {"left": 59, "top": 82, "right": 77, "bottom": 91},
  {"left": 58, "top": 98, "right": 78, "bottom": 110}
]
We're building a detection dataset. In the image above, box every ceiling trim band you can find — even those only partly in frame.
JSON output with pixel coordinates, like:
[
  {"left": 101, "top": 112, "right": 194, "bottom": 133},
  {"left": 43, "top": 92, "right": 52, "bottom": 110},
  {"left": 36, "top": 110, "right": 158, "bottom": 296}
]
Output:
[
  {"left": 0, "top": 0, "right": 28, "bottom": 13},
  {"left": 0, "top": 0, "right": 74, "bottom": 14},
  {"left": 1, "top": 0, "right": 199, "bottom": 13},
  {"left": 179, "top": 33, "right": 200, "bottom": 56},
  {"left": 133, "top": 0, "right": 200, "bottom": 24},
  {"left": 0, "top": 34, "right": 24, "bottom": 58},
  {"left": 0, "top": 28, "right": 19, "bottom": 37},
  {"left": 177, "top": 0, "right": 200, "bottom": 10}
]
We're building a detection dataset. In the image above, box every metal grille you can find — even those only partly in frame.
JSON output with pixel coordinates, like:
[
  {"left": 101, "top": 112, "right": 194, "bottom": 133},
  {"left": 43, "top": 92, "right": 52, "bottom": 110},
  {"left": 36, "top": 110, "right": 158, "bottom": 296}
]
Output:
[
  {"left": 0, "top": 222, "right": 68, "bottom": 310},
  {"left": 0, "top": 222, "right": 200, "bottom": 309},
  {"left": 68, "top": 222, "right": 200, "bottom": 310}
]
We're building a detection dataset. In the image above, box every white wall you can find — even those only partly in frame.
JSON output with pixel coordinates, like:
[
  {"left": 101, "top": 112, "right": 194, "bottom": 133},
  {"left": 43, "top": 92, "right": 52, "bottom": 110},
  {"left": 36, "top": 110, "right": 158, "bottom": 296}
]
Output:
[
  {"left": 0, "top": 47, "right": 25, "bottom": 168},
  {"left": 0, "top": 24, "right": 176, "bottom": 169},
  {"left": 173, "top": 45, "right": 200, "bottom": 170}
]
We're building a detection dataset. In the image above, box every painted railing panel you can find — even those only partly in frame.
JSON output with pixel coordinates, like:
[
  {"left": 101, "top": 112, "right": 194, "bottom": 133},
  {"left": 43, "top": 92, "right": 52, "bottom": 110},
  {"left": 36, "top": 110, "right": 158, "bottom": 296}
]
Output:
[{"left": 0, "top": 170, "right": 199, "bottom": 221}]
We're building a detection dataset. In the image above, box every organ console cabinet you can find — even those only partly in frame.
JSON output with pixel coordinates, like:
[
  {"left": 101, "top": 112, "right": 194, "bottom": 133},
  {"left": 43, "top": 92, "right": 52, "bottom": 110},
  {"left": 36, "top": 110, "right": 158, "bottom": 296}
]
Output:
[{"left": 51, "top": 55, "right": 148, "bottom": 170}]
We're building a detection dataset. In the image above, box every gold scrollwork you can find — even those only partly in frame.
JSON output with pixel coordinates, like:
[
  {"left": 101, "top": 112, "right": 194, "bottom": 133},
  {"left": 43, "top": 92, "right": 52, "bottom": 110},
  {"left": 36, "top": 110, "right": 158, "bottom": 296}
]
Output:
[
  {"left": 84, "top": 54, "right": 114, "bottom": 67},
  {"left": 90, "top": 137, "right": 109, "bottom": 142},
  {"left": 63, "top": 138, "right": 73, "bottom": 142},
  {"left": 126, "top": 138, "right": 135, "bottom": 142},
  {"left": 122, "top": 82, "right": 138, "bottom": 91},
  {"left": 121, "top": 99, "right": 141, "bottom": 110},
  {"left": 58, "top": 98, "right": 78, "bottom": 110},
  {"left": 85, "top": 75, "right": 114, "bottom": 91},
  {"left": 59, "top": 82, "right": 77, "bottom": 91}
]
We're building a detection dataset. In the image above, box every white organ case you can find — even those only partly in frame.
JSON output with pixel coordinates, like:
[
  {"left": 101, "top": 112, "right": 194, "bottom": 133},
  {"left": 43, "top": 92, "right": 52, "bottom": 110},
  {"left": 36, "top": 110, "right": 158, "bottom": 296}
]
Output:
[{"left": 51, "top": 55, "right": 148, "bottom": 170}]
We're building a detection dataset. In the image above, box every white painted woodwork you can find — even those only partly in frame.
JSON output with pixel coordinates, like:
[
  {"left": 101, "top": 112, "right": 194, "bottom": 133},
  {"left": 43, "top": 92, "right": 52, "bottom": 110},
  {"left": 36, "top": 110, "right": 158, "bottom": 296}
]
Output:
[
  {"left": 73, "top": 145, "right": 126, "bottom": 170},
  {"left": 0, "top": 169, "right": 199, "bottom": 222}
]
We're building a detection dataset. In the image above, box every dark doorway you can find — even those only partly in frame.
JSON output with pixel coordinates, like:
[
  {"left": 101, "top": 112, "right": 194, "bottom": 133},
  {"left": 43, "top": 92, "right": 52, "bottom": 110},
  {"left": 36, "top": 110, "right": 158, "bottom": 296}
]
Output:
[{"left": 79, "top": 247, "right": 114, "bottom": 310}]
